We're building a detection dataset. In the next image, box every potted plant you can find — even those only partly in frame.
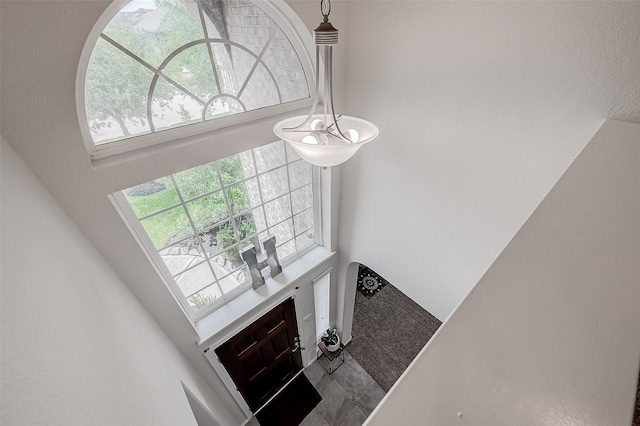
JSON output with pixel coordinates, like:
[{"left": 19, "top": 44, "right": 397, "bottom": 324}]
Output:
[{"left": 321, "top": 328, "right": 341, "bottom": 352}]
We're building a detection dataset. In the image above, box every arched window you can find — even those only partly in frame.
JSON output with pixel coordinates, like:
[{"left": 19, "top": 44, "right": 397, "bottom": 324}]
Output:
[
  {"left": 82, "top": 1, "right": 319, "bottom": 321},
  {"left": 79, "top": 0, "right": 312, "bottom": 160}
]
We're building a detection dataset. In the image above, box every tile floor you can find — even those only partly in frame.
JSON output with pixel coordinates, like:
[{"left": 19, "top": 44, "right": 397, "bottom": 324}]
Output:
[{"left": 247, "top": 350, "right": 386, "bottom": 426}]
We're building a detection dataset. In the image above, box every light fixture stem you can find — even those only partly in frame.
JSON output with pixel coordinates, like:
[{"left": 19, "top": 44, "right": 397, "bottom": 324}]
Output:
[
  {"left": 325, "top": 45, "right": 350, "bottom": 142},
  {"left": 280, "top": 0, "right": 353, "bottom": 145},
  {"left": 324, "top": 45, "right": 329, "bottom": 136}
]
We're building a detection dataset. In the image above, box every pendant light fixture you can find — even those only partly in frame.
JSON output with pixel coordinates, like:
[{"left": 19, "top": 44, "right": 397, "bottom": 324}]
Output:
[{"left": 273, "top": 0, "right": 379, "bottom": 167}]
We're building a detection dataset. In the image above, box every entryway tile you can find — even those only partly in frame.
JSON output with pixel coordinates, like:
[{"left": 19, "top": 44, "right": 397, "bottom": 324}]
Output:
[
  {"left": 315, "top": 380, "right": 356, "bottom": 426},
  {"left": 356, "top": 381, "right": 386, "bottom": 418},
  {"left": 331, "top": 351, "right": 377, "bottom": 403},
  {"left": 299, "top": 410, "right": 330, "bottom": 426},
  {"left": 305, "top": 358, "right": 333, "bottom": 393},
  {"left": 340, "top": 406, "right": 368, "bottom": 426}
]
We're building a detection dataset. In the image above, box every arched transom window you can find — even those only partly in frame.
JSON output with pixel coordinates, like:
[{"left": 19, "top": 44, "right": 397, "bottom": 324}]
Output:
[{"left": 82, "top": 0, "right": 311, "bottom": 150}]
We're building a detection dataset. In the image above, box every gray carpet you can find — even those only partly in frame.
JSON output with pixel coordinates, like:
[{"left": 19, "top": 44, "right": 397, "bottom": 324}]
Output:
[
  {"left": 347, "top": 268, "right": 441, "bottom": 392},
  {"left": 348, "top": 269, "right": 640, "bottom": 423}
]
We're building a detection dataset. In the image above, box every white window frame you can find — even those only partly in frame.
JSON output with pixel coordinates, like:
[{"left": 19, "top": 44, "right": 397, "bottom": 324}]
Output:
[
  {"left": 76, "top": 0, "right": 316, "bottom": 165},
  {"left": 109, "top": 148, "right": 322, "bottom": 323}
]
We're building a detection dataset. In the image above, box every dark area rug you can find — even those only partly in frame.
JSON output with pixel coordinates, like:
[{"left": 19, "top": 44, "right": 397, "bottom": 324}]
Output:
[
  {"left": 347, "top": 264, "right": 442, "bottom": 392},
  {"left": 357, "top": 265, "right": 388, "bottom": 298},
  {"left": 255, "top": 373, "right": 321, "bottom": 426}
]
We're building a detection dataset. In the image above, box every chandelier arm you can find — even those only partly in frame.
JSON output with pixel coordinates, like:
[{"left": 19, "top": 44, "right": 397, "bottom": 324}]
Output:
[
  {"left": 283, "top": 46, "right": 321, "bottom": 132},
  {"left": 325, "top": 45, "right": 351, "bottom": 143}
]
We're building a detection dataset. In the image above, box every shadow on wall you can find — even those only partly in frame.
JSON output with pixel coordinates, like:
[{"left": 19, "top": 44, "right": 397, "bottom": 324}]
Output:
[{"left": 182, "top": 382, "right": 221, "bottom": 426}]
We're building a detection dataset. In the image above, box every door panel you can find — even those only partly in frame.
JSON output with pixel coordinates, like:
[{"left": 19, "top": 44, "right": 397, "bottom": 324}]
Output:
[{"left": 215, "top": 297, "right": 302, "bottom": 411}]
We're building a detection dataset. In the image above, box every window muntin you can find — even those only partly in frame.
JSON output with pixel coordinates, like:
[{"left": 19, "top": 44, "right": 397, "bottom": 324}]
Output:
[
  {"left": 121, "top": 140, "right": 316, "bottom": 318},
  {"left": 84, "top": 0, "right": 310, "bottom": 146}
]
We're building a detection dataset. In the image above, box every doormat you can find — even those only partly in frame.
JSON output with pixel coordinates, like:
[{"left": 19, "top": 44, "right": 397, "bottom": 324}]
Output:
[
  {"left": 255, "top": 373, "right": 321, "bottom": 426},
  {"left": 357, "top": 264, "right": 388, "bottom": 299}
]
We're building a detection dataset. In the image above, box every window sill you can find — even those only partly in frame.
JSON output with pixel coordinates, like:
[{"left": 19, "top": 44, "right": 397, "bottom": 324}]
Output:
[{"left": 195, "top": 246, "right": 334, "bottom": 347}]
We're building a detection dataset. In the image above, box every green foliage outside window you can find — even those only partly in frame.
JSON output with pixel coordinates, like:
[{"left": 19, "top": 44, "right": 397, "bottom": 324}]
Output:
[
  {"left": 87, "top": 0, "right": 221, "bottom": 140},
  {"left": 126, "top": 156, "right": 253, "bottom": 253}
]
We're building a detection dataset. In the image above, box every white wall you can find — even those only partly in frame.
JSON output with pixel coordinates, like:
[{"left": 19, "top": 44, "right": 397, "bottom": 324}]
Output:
[
  {"left": 336, "top": 1, "right": 640, "bottom": 335},
  {"left": 0, "top": 137, "right": 235, "bottom": 425},
  {"left": 0, "top": 2, "right": 337, "bottom": 423},
  {"left": 366, "top": 119, "right": 640, "bottom": 425}
]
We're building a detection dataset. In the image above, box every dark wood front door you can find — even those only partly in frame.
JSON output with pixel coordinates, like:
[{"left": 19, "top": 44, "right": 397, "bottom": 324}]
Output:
[{"left": 215, "top": 298, "right": 303, "bottom": 412}]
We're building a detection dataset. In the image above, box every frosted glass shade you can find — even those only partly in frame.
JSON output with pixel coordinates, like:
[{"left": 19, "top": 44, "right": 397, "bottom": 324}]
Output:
[{"left": 273, "top": 114, "right": 379, "bottom": 167}]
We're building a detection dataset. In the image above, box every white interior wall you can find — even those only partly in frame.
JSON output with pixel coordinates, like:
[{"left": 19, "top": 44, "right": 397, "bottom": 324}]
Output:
[
  {"left": 336, "top": 1, "right": 640, "bottom": 335},
  {"left": 365, "top": 119, "right": 640, "bottom": 425},
  {"left": 0, "top": 2, "right": 344, "bottom": 423},
  {"left": 0, "top": 137, "right": 234, "bottom": 426}
]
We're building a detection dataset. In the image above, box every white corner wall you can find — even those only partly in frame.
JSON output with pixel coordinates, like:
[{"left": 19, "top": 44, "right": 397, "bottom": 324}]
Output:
[
  {"left": 335, "top": 1, "right": 640, "bottom": 333},
  {"left": 365, "top": 120, "right": 640, "bottom": 425},
  {"left": 0, "top": 137, "right": 235, "bottom": 425}
]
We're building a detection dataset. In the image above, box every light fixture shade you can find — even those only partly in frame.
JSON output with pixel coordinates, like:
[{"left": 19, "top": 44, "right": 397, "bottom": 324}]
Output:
[
  {"left": 274, "top": 114, "right": 379, "bottom": 167},
  {"left": 273, "top": 0, "right": 378, "bottom": 168}
]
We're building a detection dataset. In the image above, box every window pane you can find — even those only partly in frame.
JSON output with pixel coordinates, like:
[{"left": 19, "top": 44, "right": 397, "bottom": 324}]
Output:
[
  {"left": 162, "top": 44, "right": 218, "bottom": 102},
  {"left": 159, "top": 236, "right": 205, "bottom": 276},
  {"left": 85, "top": 37, "right": 154, "bottom": 144},
  {"left": 238, "top": 235, "right": 263, "bottom": 257},
  {"left": 288, "top": 160, "right": 312, "bottom": 189},
  {"left": 238, "top": 208, "right": 266, "bottom": 234},
  {"left": 125, "top": 177, "right": 179, "bottom": 218},
  {"left": 211, "top": 246, "right": 244, "bottom": 277},
  {"left": 255, "top": 141, "right": 285, "bottom": 173},
  {"left": 218, "top": 154, "right": 250, "bottom": 186},
  {"left": 293, "top": 208, "right": 314, "bottom": 236},
  {"left": 227, "top": 179, "right": 253, "bottom": 215},
  {"left": 296, "top": 230, "right": 315, "bottom": 252},
  {"left": 239, "top": 151, "right": 257, "bottom": 178},
  {"left": 103, "top": 0, "right": 205, "bottom": 70},
  {"left": 276, "top": 239, "right": 296, "bottom": 260},
  {"left": 223, "top": 45, "right": 256, "bottom": 97},
  {"left": 120, "top": 140, "right": 315, "bottom": 319},
  {"left": 86, "top": 0, "right": 311, "bottom": 147},
  {"left": 240, "top": 63, "right": 279, "bottom": 110},
  {"left": 151, "top": 79, "right": 205, "bottom": 131},
  {"left": 264, "top": 195, "right": 292, "bottom": 227},
  {"left": 188, "top": 285, "right": 223, "bottom": 311},
  {"left": 235, "top": 213, "right": 258, "bottom": 239},
  {"left": 186, "top": 191, "right": 229, "bottom": 231},
  {"left": 205, "top": 96, "right": 238, "bottom": 120},
  {"left": 174, "top": 162, "right": 220, "bottom": 200},
  {"left": 212, "top": 222, "right": 239, "bottom": 259},
  {"left": 217, "top": 264, "right": 249, "bottom": 294},
  {"left": 141, "top": 205, "right": 192, "bottom": 249},
  {"left": 175, "top": 260, "right": 215, "bottom": 297},
  {"left": 259, "top": 166, "right": 289, "bottom": 202},
  {"left": 271, "top": 219, "right": 294, "bottom": 244},
  {"left": 199, "top": 219, "right": 232, "bottom": 258},
  {"left": 291, "top": 184, "right": 313, "bottom": 215}
]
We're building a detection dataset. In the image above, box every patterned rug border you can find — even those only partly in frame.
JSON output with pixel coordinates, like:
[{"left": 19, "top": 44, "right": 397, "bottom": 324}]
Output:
[{"left": 357, "top": 264, "right": 388, "bottom": 299}]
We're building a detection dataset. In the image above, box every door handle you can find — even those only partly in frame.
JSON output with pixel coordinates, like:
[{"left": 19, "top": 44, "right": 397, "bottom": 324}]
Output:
[{"left": 292, "top": 336, "right": 304, "bottom": 352}]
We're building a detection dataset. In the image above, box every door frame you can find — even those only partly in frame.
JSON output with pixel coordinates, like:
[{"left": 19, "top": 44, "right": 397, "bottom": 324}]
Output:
[{"left": 203, "top": 287, "right": 306, "bottom": 418}]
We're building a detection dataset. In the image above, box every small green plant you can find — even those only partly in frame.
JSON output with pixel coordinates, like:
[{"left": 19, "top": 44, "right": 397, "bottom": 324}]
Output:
[{"left": 321, "top": 328, "right": 339, "bottom": 346}]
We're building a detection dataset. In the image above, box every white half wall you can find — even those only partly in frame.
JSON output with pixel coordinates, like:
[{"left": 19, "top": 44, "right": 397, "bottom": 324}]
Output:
[
  {"left": 365, "top": 120, "right": 640, "bottom": 425},
  {"left": 336, "top": 1, "right": 640, "bottom": 333},
  {"left": 1, "top": 137, "right": 235, "bottom": 425}
]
